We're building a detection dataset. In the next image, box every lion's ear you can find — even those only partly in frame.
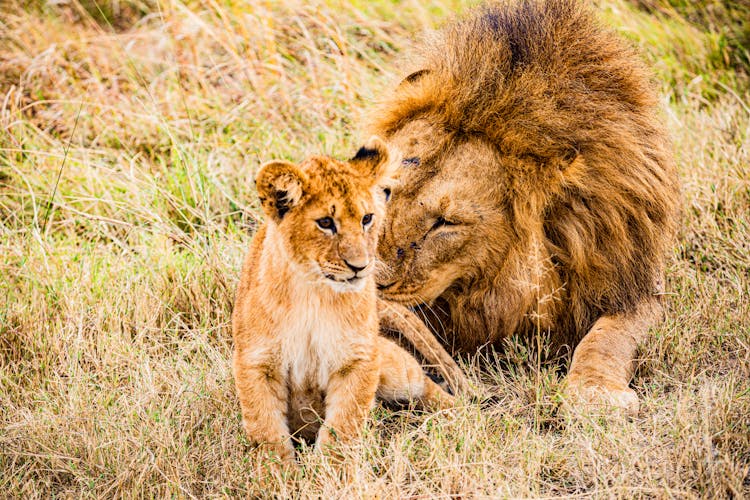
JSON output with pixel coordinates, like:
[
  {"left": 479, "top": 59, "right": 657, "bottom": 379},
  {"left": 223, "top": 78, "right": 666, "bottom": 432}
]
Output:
[
  {"left": 255, "top": 160, "right": 307, "bottom": 222},
  {"left": 350, "top": 135, "right": 392, "bottom": 182}
]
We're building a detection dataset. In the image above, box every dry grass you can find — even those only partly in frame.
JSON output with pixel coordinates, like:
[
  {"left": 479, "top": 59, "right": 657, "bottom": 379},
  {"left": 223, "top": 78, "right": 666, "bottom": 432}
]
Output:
[{"left": 1, "top": 0, "right": 749, "bottom": 497}]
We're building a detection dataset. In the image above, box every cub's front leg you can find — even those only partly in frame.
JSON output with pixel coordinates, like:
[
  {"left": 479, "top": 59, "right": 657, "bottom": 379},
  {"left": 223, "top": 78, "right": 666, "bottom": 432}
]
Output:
[
  {"left": 316, "top": 354, "right": 380, "bottom": 450},
  {"left": 233, "top": 348, "right": 294, "bottom": 462}
]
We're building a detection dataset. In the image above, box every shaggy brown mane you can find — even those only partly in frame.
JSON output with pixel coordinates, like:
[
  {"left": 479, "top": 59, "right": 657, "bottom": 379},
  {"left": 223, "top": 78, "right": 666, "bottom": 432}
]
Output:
[{"left": 371, "top": 0, "right": 680, "bottom": 346}]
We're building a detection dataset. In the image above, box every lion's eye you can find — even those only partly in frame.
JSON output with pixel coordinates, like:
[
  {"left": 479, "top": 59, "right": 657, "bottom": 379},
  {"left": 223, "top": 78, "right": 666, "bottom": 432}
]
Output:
[
  {"left": 383, "top": 188, "right": 391, "bottom": 201},
  {"left": 430, "top": 216, "right": 457, "bottom": 232},
  {"left": 362, "top": 213, "right": 374, "bottom": 227},
  {"left": 316, "top": 217, "right": 336, "bottom": 233},
  {"left": 402, "top": 157, "right": 420, "bottom": 167}
]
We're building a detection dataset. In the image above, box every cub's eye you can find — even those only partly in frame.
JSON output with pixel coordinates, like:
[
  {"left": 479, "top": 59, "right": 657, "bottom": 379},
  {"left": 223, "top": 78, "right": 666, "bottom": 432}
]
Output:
[
  {"left": 362, "top": 213, "right": 374, "bottom": 227},
  {"left": 316, "top": 217, "right": 336, "bottom": 233},
  {"left": 402, "top": 157, "right": 420, "bottom": 167},
  {"left": 383, "top": 188, "right": 391, "bottom": 201}
]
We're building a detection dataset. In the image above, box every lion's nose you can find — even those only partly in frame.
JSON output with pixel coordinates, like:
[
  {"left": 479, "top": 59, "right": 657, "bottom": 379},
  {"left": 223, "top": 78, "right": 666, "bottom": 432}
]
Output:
[{"left": 344, "top": 260, "right": 367, "bottom": 273}]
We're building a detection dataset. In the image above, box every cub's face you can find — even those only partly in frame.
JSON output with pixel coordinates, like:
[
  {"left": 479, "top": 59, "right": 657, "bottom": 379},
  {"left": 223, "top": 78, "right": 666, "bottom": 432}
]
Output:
[{"left": 256, "top": 138, "right": 393, "bottom": 292}]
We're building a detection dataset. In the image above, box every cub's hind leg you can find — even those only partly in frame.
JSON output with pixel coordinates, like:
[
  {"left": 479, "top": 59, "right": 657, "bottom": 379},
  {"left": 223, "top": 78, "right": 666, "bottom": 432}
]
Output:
[{"left": 377, "top": 336, "right": 455, "bottom": 410}]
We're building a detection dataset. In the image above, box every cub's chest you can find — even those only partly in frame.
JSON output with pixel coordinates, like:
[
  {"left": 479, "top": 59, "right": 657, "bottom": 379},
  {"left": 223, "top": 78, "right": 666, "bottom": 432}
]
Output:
[{"left": 277, "top": 298, "right": 374, "bottom": 389}]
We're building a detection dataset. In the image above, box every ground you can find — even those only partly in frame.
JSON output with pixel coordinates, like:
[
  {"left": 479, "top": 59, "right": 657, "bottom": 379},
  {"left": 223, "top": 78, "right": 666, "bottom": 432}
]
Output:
[{"left": 1, "top": 0, "right": 748, "bottom": 497}]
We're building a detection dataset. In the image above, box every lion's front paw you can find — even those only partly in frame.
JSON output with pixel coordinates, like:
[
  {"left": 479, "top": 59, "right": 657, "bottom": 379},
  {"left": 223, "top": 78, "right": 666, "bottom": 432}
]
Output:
[{"left": 564, "top": 377, "right": 640, "bottom": 416}]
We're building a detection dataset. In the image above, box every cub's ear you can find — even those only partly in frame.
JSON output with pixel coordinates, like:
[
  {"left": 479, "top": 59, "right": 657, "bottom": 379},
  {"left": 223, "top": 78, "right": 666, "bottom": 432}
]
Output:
[
  {"left": 350, "top": 136, "right": 392, "bottom": 181},
  {"left": 255, "top": 160, "right": 307, "bottom": 222},
  {"left": 399, "top": 68, "right": 430, "bottom": 87}
]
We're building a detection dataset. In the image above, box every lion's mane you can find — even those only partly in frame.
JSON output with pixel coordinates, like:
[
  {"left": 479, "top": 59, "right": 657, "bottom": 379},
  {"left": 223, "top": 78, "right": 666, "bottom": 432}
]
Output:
[{"left": 371, "top": 0, "right": 680, "bottom": 349}]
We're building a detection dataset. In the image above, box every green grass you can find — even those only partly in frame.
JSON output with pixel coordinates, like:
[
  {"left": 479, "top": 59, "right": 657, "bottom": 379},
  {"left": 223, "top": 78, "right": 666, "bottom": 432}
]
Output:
[{"left": 1, "top": 0, "right": 749, "bottom": 497}]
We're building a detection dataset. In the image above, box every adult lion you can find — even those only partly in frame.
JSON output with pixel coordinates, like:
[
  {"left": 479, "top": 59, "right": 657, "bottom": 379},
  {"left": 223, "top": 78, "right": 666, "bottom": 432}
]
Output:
[{"left": 369, "top": 0, "right": 680, "bottom": 413}]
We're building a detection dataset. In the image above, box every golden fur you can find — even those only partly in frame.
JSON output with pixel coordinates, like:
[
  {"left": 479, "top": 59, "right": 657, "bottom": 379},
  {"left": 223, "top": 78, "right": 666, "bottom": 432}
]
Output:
[
  {"left": 231, "top": 138, "right": 453, "bottom": 463},
  {"left": 367, "top": 0, "right": 680, "bottom": 412}
]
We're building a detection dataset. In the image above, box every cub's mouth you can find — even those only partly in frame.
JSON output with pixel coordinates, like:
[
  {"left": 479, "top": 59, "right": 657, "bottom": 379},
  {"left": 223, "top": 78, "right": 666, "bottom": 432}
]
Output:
[
  {"left": 325, "top": 274, "right": 362, "bottom": 285},
  {"left": 322, "top": 273, "right": 368, "bottom": 292}
]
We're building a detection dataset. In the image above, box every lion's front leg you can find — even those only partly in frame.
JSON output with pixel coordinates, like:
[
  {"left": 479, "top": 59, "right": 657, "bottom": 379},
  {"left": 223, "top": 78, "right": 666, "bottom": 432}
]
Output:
[
  {"left": 565, "top": 298, "right": 662, "bottom": 415},
  {"left": 378, "top": 298, "right": 470, "bottom": 394}
]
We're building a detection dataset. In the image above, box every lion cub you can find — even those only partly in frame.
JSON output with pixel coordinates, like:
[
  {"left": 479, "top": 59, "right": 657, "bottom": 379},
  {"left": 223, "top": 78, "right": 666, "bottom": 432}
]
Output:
[{"left": 232, "top": 138, "right": 453, "bottom": 462}]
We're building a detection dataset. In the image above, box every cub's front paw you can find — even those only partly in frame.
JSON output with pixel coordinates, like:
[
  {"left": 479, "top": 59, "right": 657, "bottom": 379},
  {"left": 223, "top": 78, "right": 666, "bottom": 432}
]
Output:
[
  {"left": 254, "top": 441, "right": 296, "bottom": 466},
  {"left": 315, "top": 426, "right": 344, "bottom": 451},
  {"left": 564, "top": 376, "right": 640, "bottom": 416},
  {"left": 250, "top": 442, "right": 296, "bottom": 489}
]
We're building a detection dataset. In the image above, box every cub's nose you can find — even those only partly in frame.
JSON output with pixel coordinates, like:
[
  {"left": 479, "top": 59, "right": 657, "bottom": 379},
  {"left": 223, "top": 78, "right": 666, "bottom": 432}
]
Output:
[{"left": 344, "top": 260, "right": 367, "bottom": 273}]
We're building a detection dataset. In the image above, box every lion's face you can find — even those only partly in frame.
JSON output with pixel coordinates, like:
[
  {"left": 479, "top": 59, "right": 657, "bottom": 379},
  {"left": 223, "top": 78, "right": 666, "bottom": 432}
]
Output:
[
  {"left": 376, "top": 119, "right": 514, "bottom": 305},
  {"left": 256, "top": 139, "right": 392, "bottom": 292}
]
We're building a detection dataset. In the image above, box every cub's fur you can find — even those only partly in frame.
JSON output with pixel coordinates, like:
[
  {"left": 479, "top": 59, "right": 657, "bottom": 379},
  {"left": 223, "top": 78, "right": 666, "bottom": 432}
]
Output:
[{"left": 232, "top": 138, "right": 453, "bottom": 462}]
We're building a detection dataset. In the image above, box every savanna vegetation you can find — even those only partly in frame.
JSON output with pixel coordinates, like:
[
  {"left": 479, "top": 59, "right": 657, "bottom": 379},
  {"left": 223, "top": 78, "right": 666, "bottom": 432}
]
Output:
[{"left": 1, "top": 0, "right": 748, "bottom": 497}]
